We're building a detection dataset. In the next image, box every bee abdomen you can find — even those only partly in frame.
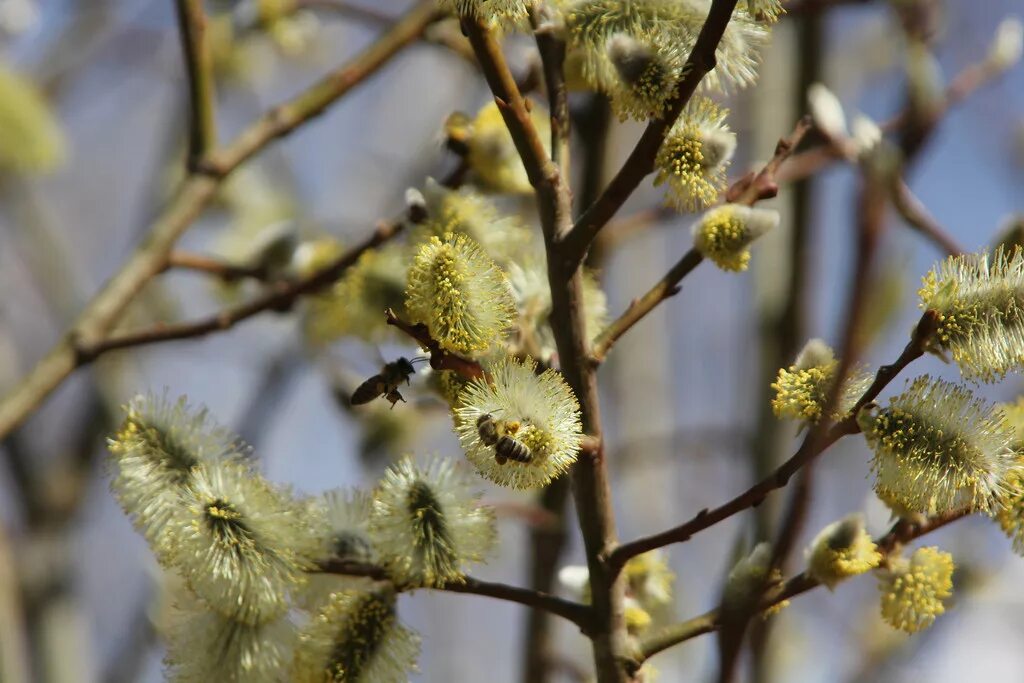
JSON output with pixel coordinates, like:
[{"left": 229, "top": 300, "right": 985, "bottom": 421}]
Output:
[
  {"left": 350, "top": 377, "right": 385, "bottom": 405},
  {"left": 495, "top": 435, "right": 532, "bottom": 464}
]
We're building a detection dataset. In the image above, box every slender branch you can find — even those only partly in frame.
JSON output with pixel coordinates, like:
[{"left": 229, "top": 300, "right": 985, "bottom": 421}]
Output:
[
  {"left": 591, "top": 250, "right": 703, "bottom": 364},
  {"left": 0, "top": 1, "right": 439, "bottom": 443},
  {"left": 72, "top": 222, "right": 402, "bottom": 362},
  {"left": 560, "top": 0, "right": 741, "bottom": 268},
  {"left": 776, "top": 53, "right": 1012, "bottom": 186},
  {"left": 460, "top": 15, "right": 561, "bottom": 231},
  {"left": 317, "top": 560, "right": 593, "bottom": 631},
  {"left": 295, "top": 0, "right": 396, "bottom": 26},
  {"left": 165, "top": 250, "right": 270, "bottom": 282},
  {"left": 725, "top": 116, "right": 814, "bottom": 205},
  {"left": 591, "top": 117, "right": 813, "bottom": 364},
  {"left": 891, "top": 180, "right": 964, "bottom": 256},
  {"left": 531, "top": 6, "right": 570, "bottom": 176},
  {"left": 459, "top": 11, "right": 634, "bottom": 682},
  {"left": 638, "top": 507, "right": 971, "bottom": 660},
  {"left": 607, "top": 311, "right": 938, "bottom": 574},
  {"left": 174, "top": 0, "right": 217, "bottom": 169},
  {"left": 384, "top": 309, "right": 485, "bottom": 381}
]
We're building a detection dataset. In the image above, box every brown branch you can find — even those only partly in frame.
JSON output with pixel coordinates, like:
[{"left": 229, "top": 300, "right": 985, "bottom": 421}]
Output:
[
  {"left": 560, "top": 0, "right": 742, "bottom": 268},
  {"left": 725, "top": 116, "right": 814, "bottom": 205},
  {"left": 0, "top": 1, "right": 439, "bottom": 443},
  {"left": 317, "top": 560, "right": 593, "bottom": 631},
  {"left": 384, "top": 309, "right": 485, "bottom": 381},
  {"left": 638, "top": 507, "right": 971, "bottom": 661},
  {"left": 295, "top": 0, "right": 397, "bottom": 26},
  {"left": 459, "top": 10, "right": 636, "bottom": 682},
  {"left": 531, "top": 6, "right": 570, "bottom": 176},
  {"left": 891, "top": 180, "right": 964, "bottom": 256},
  {"left": 165, "top": 250, "right": 270, "bottom": 282},
  {"left": 174, "top": 0, "right": 217, "bottom": 170},
  {"left": 72, "top": 222, "right": 402, "bottom": 362},
  {"left": 590, "top": 249, "right": 703, "bottom": 364},
  {"left": 590, "top": 117, "right": 813, "bottom": 364},
  {"left": 460, "top": 16, "right": 563, "bottom": 236},
  {"left": 607, "top": 311, "right": 938, "bottom": 575},
  {"left": 776, "top": 54, "right": 1012, "bottom": 187}
]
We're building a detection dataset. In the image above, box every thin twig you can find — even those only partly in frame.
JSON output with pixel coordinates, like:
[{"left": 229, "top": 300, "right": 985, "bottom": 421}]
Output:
[
  {"left": 0, "top": 1, "right": 439, "bottom": 442},
  {"left": 460, "top": 16, "right": 560, "bottom": 224},
  {"left": 317, "top": 560, "right": 593, "bottom": 631},
  {"left": 384, "top": 309, "right": 485, "bottom": 381},
  {"left": 776, "top": 54, "right": 1012, "bottom": 186},
  {"left": 296, "top": 0, "right": 396, "bottom": 25},
  {"left": 459, "top": 11, "right": 632, "bottom": 682},
  {"left": 173, "top": 0, "right": 217, "bottom": 170},
  {"left": 73, "top": 222, "right": 403, "bottom": 362},
  {"left": 560, "top": 0, "right": 742, "bottom": 268},
  {"left": 891, "top": 180, "right": 964, "bottom": 256},
  {"left": 637, "top": 507, "right": 971, "bottom": 661},
  {"left": 165, "top": 250, "right": 270, "bottom": 281},
  {"left": 590, "top": 249, "right": 703, "bottom": 364},
  {"left": 606, "top": 311, "right": 939, "bottom": 575},
  {"left": 590, "top": 117, "right": 813, "bottom": 364}
]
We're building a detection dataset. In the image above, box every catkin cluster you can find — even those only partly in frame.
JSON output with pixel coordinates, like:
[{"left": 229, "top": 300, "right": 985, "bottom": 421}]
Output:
[{"left": 108, "top": 395, "right": 495, "bottom": 681}]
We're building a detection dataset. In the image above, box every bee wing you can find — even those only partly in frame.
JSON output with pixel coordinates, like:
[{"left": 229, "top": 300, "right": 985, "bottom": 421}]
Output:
[{"left": 350, "top": 375, "right": 387, "bottom": 405}]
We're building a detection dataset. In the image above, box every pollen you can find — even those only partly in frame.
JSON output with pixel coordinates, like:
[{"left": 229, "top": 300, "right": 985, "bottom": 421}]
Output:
[
  {"left": 858, "top": 375, "right": 1018, "bottom": 515},
  {"left": 806, "top": 514, "right": 882, "bottom": 589},
  {"left": 878, "top": 546, "right": 954, "bottom": 633},
  {"left": 918, "top": 246, "right": 1024, "bottom": 382},
  {"left": 454, "top": 357, "right": 583, "bottom": 489},
  {"left": 692, "top": 204, "right": 779, "bottom": 272},
  {"left": 405, "top": 233, "right": 516, "bottom": 356},
  {"left": 654, "top": 97, "right": 736, "bottom": 211}
]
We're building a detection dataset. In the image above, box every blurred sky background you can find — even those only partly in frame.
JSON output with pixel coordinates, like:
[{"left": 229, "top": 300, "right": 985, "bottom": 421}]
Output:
[{"left": 1, "top": 1, "right": 1023, "bottom": 682}]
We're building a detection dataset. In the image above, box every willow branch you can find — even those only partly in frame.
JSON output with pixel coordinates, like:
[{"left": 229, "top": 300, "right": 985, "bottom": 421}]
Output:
[
  {"left": 174, "top": 0, "right": 217, "bottom": 169},
  {"left": 607, "top": 311, "right": 938, "bottom": 574},
  {"left": 637, "top": 507, "right": 971, "bottom": 660},
  {"left": 892, "top": 180, "right": 964, "bottom": 256},
  {"left": 165, "top": 251, "right": 270, "bottom": 282},
  {"left": 384, "top": 309, "right": 485, "bottom": 381},
  {"left": 317, "top": 560, "right": 593, "bottom": 631},
  {"left": 73, "top": 221, "right": 402, "bottom": 362},
  {"left": 590, "top": 117, "right": 813, "bottom": 364},
  {"left": 0, "top": 1, "right": 438, "bottom": 443},
  {"left": 590, "top": 250, "right": 703, "bottom": 364},
  {"left": 777, "top": 54, "right": 1012, "bottom": 186},
  {"left": 460, "top": 15, "right": 564, "bottom": 241},
  {"left": 560, "top": 0, "right": 741, "bottom": 267}
]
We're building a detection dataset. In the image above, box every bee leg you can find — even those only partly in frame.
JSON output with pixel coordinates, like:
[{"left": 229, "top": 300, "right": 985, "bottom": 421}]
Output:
[
  {"left": 495, "top": 452, "right": 507, "bottom": 465},
  {"left": 386, "top": 389, "right": 406, "bottom": 408}
]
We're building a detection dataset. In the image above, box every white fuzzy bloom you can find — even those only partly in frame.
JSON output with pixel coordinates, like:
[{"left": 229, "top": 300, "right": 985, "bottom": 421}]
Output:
[
  {"left": 989, "top": 17, "right": 1023, "bottom": 70},
  {"left": 167, "top": 460, "right": 321, "bottom": 624},
  {"left": 0, "top": 0, "right": 36, "bottom": 35},
  {"left": 794, "top": 337, "right": 835, "bottom": 370},
  {"left": 292, "top": 588, "right": 420, "bottom": 683},
  {"left": 163, "top": 590, "right": 295, "bottom": 683},
  {"left": 107, "top": 393, "right": 242, "bottom": 554},
  {"left": 370, "top": 458, "right": 496, "bottom": 587},
  {"left": 298, "top": 489, "right": 378, "bottom": 610},
  {"left": 455, "top": 356, "right": 583, "bottom": 489},
  {"left": 807, "top": 83, "right": 848, "bottom": 140},
  {"left": 558, "top": 565, "right": 591, "bottom": 596},
  {"left": 851, "top": 114, "right": 883, "bottom": 156}
]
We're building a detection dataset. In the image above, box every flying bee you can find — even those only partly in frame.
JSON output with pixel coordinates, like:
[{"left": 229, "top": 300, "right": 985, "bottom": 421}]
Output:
[{"left": 351, "top": 356, "right": 428, "bottom": 408}]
